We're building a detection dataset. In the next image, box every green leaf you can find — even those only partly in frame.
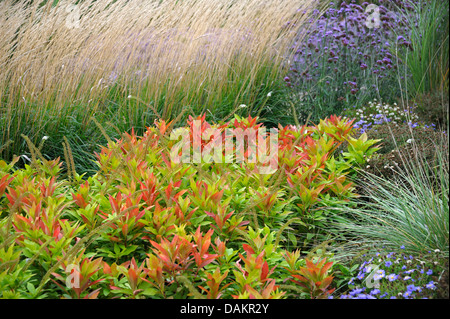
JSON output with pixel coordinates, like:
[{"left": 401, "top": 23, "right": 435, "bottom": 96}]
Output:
[
  {"left": 27, "top": 282, "right": 36, "bottom": 295},
  {"left": 142, "top": 287, "right": 159, "bottom": 297},
  {"left": 337, "top": 264, "right": 349, "bottom": 276},
  {"left": 288, "top": 232, "right": 297, "bottom": 247},
  {"left": 122, "top": 245, "right": 138, "bottom": 256}
]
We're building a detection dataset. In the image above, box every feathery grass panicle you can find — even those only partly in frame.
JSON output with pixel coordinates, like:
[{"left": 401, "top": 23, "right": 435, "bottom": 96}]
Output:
[
  {"left": 62, "top": 136, "right": 77, "bottom": 180},
  {"left": 0, "top": 0, "right": 317, "bottom": 174}
]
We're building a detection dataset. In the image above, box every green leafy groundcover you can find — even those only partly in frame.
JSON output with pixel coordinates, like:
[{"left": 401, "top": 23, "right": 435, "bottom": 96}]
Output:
[{"left": 0, "top": 114, "right": 380, "bottom": 299}]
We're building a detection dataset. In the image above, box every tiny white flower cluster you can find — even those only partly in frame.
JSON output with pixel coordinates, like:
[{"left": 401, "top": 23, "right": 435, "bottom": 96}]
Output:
[{"left": 353, "top": 99, "right": 419, "bottom": 129}]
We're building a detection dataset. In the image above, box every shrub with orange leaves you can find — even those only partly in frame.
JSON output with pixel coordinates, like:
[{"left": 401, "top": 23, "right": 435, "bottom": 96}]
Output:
[{"left": 0, "top": 113, "right": 379, "bottom": 299}]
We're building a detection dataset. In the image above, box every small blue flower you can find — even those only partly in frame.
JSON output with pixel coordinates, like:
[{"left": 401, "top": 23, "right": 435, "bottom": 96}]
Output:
[
  {"left": 363, "top": 265, "right": 373, "bottom": 273},
  {"left": 400, "top": 245, "right": 405, "bottom": 249},
  {"left": 349, "top": 288, "right": 364, "bottom": 296},
  {"left": 370, "top": 289, "right": 380, "bottom": 295},
  {"left": 425, "top": 281, "right": 436, "bottom": 290},
  {"left": 373, "top": 269, "right": 385, "bottom": 281},
  {"left": 387, "top": 274, "right": 398, "bottom": 282},
  {"left": 403, "top": 290, "right": 413, "bottom": 298},
  {"left": 406, "top": 284, "right": 417, "bottom": 292},
  {"left": 426, "top": 269, "right": 433, "bottom": 276},
  {"left": 385, "top": 261, "right": 392, "bottom": 267}
]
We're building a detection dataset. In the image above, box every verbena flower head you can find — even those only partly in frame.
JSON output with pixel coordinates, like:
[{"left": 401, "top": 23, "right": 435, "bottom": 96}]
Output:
[{"left": 287, "top": 1, "right": 414, "bottom": 121}]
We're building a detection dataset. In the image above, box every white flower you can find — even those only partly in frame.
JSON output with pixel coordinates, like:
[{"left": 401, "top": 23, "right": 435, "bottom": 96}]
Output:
[
  {"left": 406, "top": 138, "right": 413, "bottom": 144},
  {"left": 127, "top": 95, "right": 132, "bottom": 99},
  {"left": 42, "top": 136, "right": 49, "bottom": 140},
  {"left": 239, "top": 104, "right": 247, "bottom": 108},
  {"left": 267, "top": 91, "right": 272, "bottom": 97},
  {"left": 434, "top": 249, "right": 440, "bottom": 253}
]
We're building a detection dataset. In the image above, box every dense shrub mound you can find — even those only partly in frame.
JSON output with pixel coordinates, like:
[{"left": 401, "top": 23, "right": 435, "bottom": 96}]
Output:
[{"left": 0, "top": 115, "right": 380, "bottom": 299}]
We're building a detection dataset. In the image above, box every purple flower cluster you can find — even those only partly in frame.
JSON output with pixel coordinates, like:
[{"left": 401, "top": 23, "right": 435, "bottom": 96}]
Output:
[{"left": 287, "top": 1, "right": 416, "bottom": 119}]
